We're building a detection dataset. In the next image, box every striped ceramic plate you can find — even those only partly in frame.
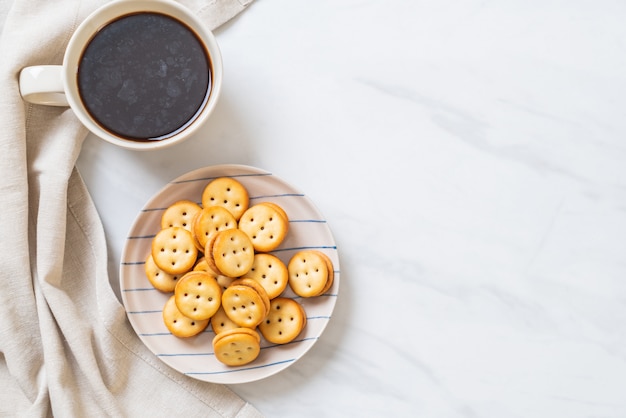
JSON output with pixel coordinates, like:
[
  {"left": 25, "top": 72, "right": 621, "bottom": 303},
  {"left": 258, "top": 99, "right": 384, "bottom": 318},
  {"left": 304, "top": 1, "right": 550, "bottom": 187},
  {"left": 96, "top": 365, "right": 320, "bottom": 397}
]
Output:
[{"left": 119, "top": 164, "right": 339, "bottom": 384}]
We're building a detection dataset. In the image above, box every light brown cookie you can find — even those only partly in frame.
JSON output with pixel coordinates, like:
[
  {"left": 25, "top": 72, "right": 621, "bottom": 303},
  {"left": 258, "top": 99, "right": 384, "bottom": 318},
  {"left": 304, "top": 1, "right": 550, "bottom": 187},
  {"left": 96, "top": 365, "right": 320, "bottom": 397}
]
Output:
[
  {"left": 230, "top": 278, "right": 271, "bottom": 318},
  {"left": 221, "top": 283, "right": 267, "bottom": 328},
  {"left": 210, "top": 305, "right": 241, "bottom": 335},
  {"left": 193, "top": 256, "right": 235, "bottom": 290},
  {"left": 238, "top": 202, "right": 289, "bottom": 252},
  {"left": 193, "top": 205, "right": 237, "bottom": 250},
  {"left": 287, "top": 250, "right": 330, "bottom": 297},
  {"left": 315, "top": 250, "right": 335, "bottom": 295},
  {"left": 151, "top": 226, "right": 198, "bottom": 275},
  {"left": 201, "top": 177, "right": 249, "bottom": 221},
  {"left": 144, "top": 253, "right": 181, "bottom": 293},
  {"left": 213, "top": 325, "right": 261, "bottom": 345},
  {"left": 245, "top": 253, "right": 288, "bottom": 299},
  {"left": 212, "top": 327, "right": 261, "bottom": 366},
  {"left": 174, "top": 271, "right": 222, "bottom": 321},
  {"left": 259, "top": 201, "right": 289, "bottom": 224},
  {"left": 258, "top": 297, "right": 306, "bottom": 344},
  {"left": 190, "top": 210, "right": 205, "bottom": 252},
  {"left": 162, "top": 295, "right": 209, "bottom": 338},
  {"left": 202, "top": 232, "right": 222, "bottom": 276},
  {"left": 193, "top": 256, "right": 209, "bottom": 272},
  {"left": 208, "top": 229, "right": 255, "bottom": 278},
  {"left": 215, "top": 274, "right": 237, "bottom": 291},
  {"left": 160, "top": 200, "right": 202, "bottom": 233}
]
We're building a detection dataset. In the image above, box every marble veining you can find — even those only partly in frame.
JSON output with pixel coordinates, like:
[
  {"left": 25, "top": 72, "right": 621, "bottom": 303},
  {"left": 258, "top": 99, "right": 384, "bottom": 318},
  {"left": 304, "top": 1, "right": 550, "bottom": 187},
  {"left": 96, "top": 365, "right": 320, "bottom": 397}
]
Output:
[{"left": 77, "top": 0, "right": 626, "bottom": 416}]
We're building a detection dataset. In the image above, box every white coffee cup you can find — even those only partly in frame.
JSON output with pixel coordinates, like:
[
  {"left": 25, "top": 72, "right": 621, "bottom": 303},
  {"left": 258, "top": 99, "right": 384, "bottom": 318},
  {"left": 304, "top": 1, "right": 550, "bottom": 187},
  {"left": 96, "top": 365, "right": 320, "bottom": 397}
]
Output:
[{"left": 19, "top": 0, "right": 222, "bottom": 150}]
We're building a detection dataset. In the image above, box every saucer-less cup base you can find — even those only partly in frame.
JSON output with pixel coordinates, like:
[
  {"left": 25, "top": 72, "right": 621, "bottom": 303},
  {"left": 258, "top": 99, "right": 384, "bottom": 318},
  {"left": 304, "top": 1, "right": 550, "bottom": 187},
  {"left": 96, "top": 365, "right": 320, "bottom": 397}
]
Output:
[{"left": 18, "top": 0, "right": 222, "bottom": 150}]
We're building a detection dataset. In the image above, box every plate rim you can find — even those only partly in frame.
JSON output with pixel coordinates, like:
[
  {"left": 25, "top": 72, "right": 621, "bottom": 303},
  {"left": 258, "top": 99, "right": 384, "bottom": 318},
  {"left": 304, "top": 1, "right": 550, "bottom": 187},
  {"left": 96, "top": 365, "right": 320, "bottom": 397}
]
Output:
[{"left": 119, "top": 164, "right": 339, "bottom": 384}]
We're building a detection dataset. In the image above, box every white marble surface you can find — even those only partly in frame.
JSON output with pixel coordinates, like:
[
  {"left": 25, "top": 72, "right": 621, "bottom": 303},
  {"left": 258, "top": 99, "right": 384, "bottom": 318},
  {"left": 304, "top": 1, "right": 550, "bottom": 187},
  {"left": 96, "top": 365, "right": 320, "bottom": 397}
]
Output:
[{"left": 77, "top": 0, "right": 626, "bottom": 416}]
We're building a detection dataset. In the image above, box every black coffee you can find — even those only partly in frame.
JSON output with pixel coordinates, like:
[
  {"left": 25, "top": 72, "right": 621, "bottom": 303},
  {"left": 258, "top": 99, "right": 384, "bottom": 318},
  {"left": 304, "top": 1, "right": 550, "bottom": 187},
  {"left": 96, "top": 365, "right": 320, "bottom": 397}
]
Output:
[{"left": 77, "top": 12, "right": 211, "bottom": 141}]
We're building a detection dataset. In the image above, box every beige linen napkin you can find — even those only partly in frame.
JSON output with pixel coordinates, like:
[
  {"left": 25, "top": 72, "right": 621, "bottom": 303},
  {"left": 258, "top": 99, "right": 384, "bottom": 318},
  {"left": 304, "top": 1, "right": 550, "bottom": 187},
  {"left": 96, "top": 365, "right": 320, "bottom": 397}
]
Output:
[{"left": 0, "top": 1, "right": 262, "bottom": 417}]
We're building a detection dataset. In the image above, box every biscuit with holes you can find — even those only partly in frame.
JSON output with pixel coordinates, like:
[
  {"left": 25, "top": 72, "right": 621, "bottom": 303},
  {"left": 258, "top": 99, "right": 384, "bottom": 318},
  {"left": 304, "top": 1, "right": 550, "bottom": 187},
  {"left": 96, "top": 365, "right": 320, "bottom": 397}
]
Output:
[
  {"left": 258, "top": 297, "right": 306, "bottom": 344},
  {"left": 315, "top": 250, "right": 335, "bottom": 295},
  {"left": 238, "top": 203, "right": 289, "bottom": 252},
  {"left": 212, "top": 327, "right": 261, "bottom": 366},
  {"left": 245, "top": 253, "right": 288, "bottom": 299},
  {"left": 222, "top": 283, "right": 267, "bottom": 328},
  {"left": 145, "top": 253, "right": 181, "bottom": 293},
  {"left": 193, "top": 256, "right": 209, "bottom": 272},
  {"left": 162, "top": 295, "right": 209, "bottom": 338},
  {"left": 193, "top": 256, "right": 235, "bottom": 290},
  {"left": 190, "top": 210, "right": 205, "bottom": 252},
  {"left": 174, "top": 271, "right": 222, "bottom": 321},
  {"left": 193, "top": 205, "right": 237, "bottom": 250},
  {"left": 160, "top": 200, "right": 202, "bottom": 233},
  {"left": 287, "top": 250, "right": 330, "bottom": 297},
  {"left": 201, "top": 177, "right": 249, "bottom": 220},
  {"left": 202, "top": 233, "right": 222, "bottom": 276},
  {"left": 151, "top": 227, "right": 198, "bottom": 275},
  {"left": 208, "top": 229, "right": 255, "bottom": 278},
  {"left": 213, "top": 325, "right": 260, "bottom": 345},
  {"left": 259, "top": 201, "right": 288, "bottom": 224},
  {"left": 230, "top": 278, "right": 270, "bottom": 317},
  {"left": 210, "top": 306, "right": 241, "bottom": 335}
]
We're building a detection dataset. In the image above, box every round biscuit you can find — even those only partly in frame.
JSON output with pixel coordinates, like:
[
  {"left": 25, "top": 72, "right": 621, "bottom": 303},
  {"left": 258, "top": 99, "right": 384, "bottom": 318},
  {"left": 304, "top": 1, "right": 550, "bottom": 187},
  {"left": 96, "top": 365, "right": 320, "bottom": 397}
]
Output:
[
  {"left": 190, "top": 210, "right": 205, "bottom": 252},
  {"left": 210, "top": 306, "right": 241, "bottom": 335},
  {"left": 238, "top": 203, "right": 289, "bottom": 252},
  {"left": 162, "top": 295, "right": 209, "bottom": 338},
  {"left": 194, "top": 257, "right": 236, "bottom": 290},
  {"left": 211, "top": 229, "right": 255, "bottom": 278},
  {"left": 151, "top": 227, "right": 198, "bottom": 275},
  {"left": 212, "top": 326, "right": 261, "bottom": 346},
  {"left": 222, "top": 284, "right": 267, "bottom": 328},
  {"left": 230, "top": 278, "right": 271, "bottom": 318},
  {"left": 193, "top": 256, "right": 209, "bottom": 272},
  {"left": 245, "top": 253, "right": 288, "bottom": 299},
  {"left": 160, "top": 200, "right": 202, "bottom": 233},
  {"left": 174, "top": 271, "right": 222, "bottom": 321},
  {"left": 314, "top": 251, "right": 335, "bottom": 296},
  {"left": 287, "top": 250, "right": 329, "bottom": 297},
  {"left": 202, "top": 232, "right": 222, "bottom": 276},
  {"left": 193, "top": 206, "right": 237, "bottom": 249},
  {"left": 215, "top": 274, "right": 237, "bottom": 291},
  {"left": 212, "top": 329, "right": 260, "bottom": 366},
  {"left": 144, "top": 253, "right": 181, "bottom": 293},
  {"left": 201, "top": 177, "right": 249, "bottom": 220},
  {"left": 258, "top": 297, "right": 306, "bottom": 344},
  {"left": 258, "top": 202, "right": 289, "bottom": 224}
]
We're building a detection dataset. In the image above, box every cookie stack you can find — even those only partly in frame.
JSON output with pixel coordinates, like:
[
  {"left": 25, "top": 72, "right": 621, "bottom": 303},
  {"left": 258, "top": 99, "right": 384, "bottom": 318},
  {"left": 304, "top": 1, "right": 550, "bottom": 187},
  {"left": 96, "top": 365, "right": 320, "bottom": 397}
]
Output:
[{"left": 144, "top": 177, "right": 333, "bottom": 367}]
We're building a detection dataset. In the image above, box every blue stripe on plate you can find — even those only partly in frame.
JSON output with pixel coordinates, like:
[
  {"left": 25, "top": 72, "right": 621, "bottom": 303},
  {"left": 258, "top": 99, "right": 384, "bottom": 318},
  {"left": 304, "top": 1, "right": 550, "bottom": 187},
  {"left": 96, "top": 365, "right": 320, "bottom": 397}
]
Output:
[
  {"left": 120, "top": 261, "right": 147, "bottom": 266},
  {"left": 290, "top": 219, "right": 327, "bottom": 223},
  {"left": 127, "top": 234, "right": 156, "bottom": 239},
  {"left": 141, "top": 328, "right": 213, "bottom": 337},
  {"left": 127, "top": 309, "right": 163, "bottom": 314},
  {"left": 158, "top": 352, "right": 214, "bottom": 357},
  {"left": 122, "top": 287, "right": 155, "bottom": 292},
  {"left": 273, "top": 245, "right": 337, "bottom": 252},
  {"left": 250, "top": 193, "right": 305, "bottom": 199},
  {"left": 260, "top": 336, "right": 318, "bottom": 350},
  {"left": 185, "top": 358, "right": 296, "bottom": 375}
]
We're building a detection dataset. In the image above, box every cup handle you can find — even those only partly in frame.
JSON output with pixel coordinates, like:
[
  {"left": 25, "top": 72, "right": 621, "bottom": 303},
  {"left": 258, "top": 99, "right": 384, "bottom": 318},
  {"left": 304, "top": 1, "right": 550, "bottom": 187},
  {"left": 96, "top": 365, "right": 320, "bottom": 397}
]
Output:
[{"left": 19, "top": 65, "right": 69, "bottom": 106}]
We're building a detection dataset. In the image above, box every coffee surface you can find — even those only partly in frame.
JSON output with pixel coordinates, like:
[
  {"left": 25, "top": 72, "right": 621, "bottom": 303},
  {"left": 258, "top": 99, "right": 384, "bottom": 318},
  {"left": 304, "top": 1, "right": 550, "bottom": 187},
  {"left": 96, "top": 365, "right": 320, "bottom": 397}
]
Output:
[{"left": 78, "top": 13, "right": 210, "bottom": 141}]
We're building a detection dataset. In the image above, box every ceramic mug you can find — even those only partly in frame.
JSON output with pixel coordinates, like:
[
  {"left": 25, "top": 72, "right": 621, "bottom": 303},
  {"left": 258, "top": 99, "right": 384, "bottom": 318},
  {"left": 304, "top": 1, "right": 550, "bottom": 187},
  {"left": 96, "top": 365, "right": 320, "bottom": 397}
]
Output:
[{"left": 19, "top": 0, "right": 222, "bottom": 150}]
